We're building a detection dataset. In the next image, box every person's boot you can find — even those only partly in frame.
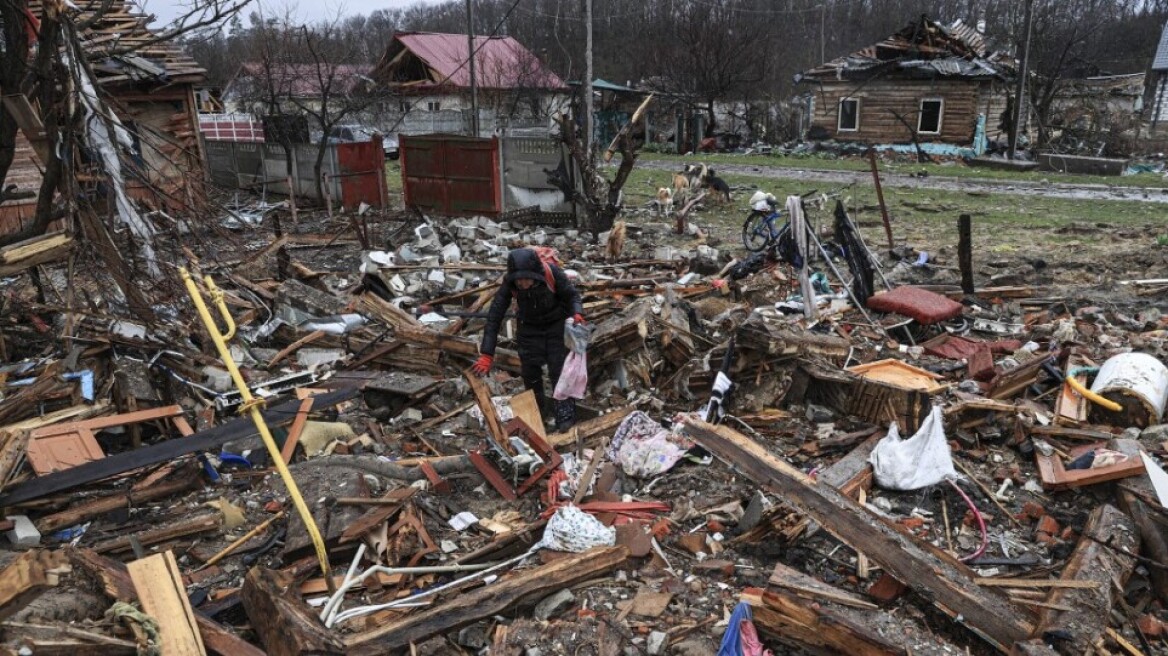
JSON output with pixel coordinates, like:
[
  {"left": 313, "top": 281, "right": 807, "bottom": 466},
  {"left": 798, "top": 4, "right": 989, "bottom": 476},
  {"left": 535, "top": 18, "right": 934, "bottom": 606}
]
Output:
[{"left": 554, "top": 399, "right": 576, "bottom": 433}]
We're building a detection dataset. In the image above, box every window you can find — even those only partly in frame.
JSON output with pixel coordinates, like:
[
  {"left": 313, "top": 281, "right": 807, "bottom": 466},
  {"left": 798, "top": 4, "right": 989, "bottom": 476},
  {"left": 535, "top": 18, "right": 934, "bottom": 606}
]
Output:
[
  {"left": 838, "top": 98, "right": 859, "bottom": 132},
  {"left": 426, "top": 101, "right": 441, "bottom": 112},
  {"left": 918, "top": 99, "right": 943, "bottom": 134}
]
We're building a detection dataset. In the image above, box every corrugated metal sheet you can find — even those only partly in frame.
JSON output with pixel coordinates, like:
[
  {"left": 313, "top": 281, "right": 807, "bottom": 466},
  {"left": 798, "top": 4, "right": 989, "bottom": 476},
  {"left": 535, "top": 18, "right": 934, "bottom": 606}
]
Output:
[
  {"left": 392, "top": 32, "right": 565, "bottom": 89},
  {"left": 400, "top": 134, "right": 501, "bottom": 217}
]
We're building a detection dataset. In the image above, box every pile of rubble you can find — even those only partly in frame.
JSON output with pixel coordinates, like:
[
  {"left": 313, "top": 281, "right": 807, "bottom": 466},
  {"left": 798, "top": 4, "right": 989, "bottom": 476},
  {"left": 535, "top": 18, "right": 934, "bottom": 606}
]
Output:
[{"left": 2, "top": 198, "right": 1168, "bottom": 656}]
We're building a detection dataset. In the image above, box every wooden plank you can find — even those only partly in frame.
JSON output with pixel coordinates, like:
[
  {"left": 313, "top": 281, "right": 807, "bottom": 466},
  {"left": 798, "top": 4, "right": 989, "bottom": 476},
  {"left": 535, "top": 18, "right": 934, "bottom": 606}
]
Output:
[
  {"left": 465, "top": 370, "right": 511, "bottom": 453},
  {"left": 1033, "top": 504, "right": 1138, "bottom": 654},
  {"left": 37, "top": 467, "right": 200, "bottom": 533},
  {"left": 509, "top": 389, "right": 546, "bottom": 439},
  {"left": 93, "top": 512, "right": 221, "bottom": 554},
  {"left": 0, "top": 550, "right": 67, "bottom": 621},
  {"left": 975, "top": 578, "right": 1101, "bottom": 589},
  {"left": 768, "top": 562, "right": 878, "bottom": 609},
  {"left": 345, "top": 546, "right": 629, "bottom": 655},
  {"left": 281, "top": 398, "right": 314, "bottom": 464},
  {"left": 241, "top": 567, "right": 345, "bottom": 656},
  {"left": 547, "top": 406, "right": 634, "bottom": 449},
  {"left": 30, "top": 405, "right": 184, "bottom": 436},
  {"left": 818, "top": 432, "right": 882, "bottom": 498},
  {"left": 0, "top": 388, "right": 358, "bottom": 506},
  {"left": 127, "top": 551, "right": 207, "bottom": 656},
  {"left": 680, "top": 418, "right": 1033, "bottom": 652}
]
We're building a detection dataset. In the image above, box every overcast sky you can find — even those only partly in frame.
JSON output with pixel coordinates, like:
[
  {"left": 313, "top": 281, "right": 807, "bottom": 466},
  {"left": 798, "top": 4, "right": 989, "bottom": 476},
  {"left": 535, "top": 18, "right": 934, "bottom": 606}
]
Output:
[{"left": 143, "top": 0, "right": 434, "bottom": 28}]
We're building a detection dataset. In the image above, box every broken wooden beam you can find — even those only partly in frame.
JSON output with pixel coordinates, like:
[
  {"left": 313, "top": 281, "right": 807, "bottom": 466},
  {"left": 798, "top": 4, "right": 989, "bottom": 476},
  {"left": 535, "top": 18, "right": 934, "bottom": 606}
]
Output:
[
  {"left": 345, "top": 546, "right": 629, "bottom": 654},
  {"left": 37, "top": 467, "right": 200, "bottom": 533},
  {"left": 547, "top": 406, "right": 634, "bottom": 449},
  {"left": 394, "top": 325, "right": 523, "bottom": 371},
  {"left": 0, "top": 232, "right": 74, "bottom": 277},
  {"left": 0, "top": 549, "right": 68, "bottom": 621},
  {"left": 0, "top": 388, "right": 358, "bottom": 506},
  {"left": 680, "top": 418, "right": 1033, "bottom": 652},
  {"left": 745, "top": 588, "right": 911, "bottom": 655},
  {"left": 92, "top": 512, "right": 221, "bottom": 554},
  {"left": 1032, "top": 504, "right": 1138, "bottom": 655},
  {"left": 241, "top": 566, "right": 345, "bottom": 656},
  {"left": 127, "top": 551, "right": 207, "bottom": 655}
]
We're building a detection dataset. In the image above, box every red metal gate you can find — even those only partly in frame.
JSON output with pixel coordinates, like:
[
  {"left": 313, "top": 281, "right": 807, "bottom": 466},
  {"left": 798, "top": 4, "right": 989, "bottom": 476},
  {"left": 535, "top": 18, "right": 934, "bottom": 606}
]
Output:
[{"left": 400, "top": 135, "right": 501, "bottom": 217}]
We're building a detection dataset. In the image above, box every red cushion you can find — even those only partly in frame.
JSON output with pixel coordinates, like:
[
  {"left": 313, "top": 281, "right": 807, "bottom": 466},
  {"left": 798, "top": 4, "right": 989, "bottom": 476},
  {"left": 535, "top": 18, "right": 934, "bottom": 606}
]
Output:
[{"left": 866, "top": 286, "right": 964, "bottom": 325}]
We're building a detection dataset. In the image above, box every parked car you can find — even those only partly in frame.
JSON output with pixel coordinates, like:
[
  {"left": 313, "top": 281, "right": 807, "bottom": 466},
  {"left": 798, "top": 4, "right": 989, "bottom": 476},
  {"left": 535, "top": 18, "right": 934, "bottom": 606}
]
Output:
[{"left": 326, "top": 125, "right": 399, "bottom": 159}]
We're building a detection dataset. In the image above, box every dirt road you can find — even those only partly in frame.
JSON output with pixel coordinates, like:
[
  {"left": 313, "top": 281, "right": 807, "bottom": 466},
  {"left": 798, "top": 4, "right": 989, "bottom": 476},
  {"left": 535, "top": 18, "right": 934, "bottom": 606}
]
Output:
[{"left": 638, "top": 160, "right": 1168, "bottom": 204}]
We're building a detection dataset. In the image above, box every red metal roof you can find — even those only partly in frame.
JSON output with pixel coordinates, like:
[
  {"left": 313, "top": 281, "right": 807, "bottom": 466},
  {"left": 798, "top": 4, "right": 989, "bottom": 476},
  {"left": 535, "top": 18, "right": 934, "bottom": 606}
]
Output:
[{"left": 391, "top": 32, "right": 565, "bottom": 90}]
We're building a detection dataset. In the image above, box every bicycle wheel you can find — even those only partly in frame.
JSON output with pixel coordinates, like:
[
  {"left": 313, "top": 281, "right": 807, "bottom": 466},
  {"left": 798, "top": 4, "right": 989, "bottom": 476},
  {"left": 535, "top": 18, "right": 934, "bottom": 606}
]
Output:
[{"left": 742, "top": 211, "right": 772, "bottom": 252}]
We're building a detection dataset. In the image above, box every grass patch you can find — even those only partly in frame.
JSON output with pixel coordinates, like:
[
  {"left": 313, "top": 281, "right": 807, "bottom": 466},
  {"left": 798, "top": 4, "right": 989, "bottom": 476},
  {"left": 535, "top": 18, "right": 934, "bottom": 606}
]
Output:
[{"left": 639, "top": 152, "right": 1168, "bottom": 189}]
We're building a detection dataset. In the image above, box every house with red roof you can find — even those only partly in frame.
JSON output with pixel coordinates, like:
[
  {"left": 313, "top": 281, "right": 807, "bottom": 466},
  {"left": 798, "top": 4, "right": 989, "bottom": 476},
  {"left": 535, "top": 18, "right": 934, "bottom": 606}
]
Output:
[{"left": 369, "top": 31, "right": 569, "bottom": 135}]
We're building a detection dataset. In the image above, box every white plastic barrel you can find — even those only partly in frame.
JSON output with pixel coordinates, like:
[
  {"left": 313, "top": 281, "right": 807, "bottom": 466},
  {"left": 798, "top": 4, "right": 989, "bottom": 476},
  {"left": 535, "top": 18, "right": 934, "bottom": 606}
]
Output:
[{"left": 1090, "top": 352, "right": 1168, "bottom": 426}]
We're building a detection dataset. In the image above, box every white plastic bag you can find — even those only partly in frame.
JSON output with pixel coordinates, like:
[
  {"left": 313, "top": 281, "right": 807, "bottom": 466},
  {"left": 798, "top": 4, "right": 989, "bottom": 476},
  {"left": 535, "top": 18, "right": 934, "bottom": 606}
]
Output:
[
  {"left": 869, "top": 406, "right": 958, "bottom": 491},
  {"left": 554, "top": 352, "right": 588, "bottom": 400}
]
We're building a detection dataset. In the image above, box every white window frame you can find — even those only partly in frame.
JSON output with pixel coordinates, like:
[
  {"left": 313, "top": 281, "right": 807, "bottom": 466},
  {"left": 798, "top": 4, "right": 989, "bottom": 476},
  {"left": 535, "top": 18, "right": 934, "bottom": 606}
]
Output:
[
  {"left": 918, "top": 98, "right": 944, "bottom": 135},
  {"left": 837, "top": 97, "right": 860, "bottom": 132},
  {"left": 426, "top": 100, "right": 442, "bottom": 112}
]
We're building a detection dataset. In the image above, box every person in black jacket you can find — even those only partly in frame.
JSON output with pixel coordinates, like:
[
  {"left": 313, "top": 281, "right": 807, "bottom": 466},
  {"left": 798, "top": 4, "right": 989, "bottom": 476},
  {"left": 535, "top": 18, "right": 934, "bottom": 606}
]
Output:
[{"left": 473, "top": 248, "right": 584, "bottom": 431}]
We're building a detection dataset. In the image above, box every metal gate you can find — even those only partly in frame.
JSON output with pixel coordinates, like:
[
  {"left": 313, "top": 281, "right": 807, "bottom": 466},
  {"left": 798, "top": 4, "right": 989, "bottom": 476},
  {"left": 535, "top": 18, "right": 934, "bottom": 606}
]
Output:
[{"left": 400, "top": 135, "right": 501, "bottom": 217}]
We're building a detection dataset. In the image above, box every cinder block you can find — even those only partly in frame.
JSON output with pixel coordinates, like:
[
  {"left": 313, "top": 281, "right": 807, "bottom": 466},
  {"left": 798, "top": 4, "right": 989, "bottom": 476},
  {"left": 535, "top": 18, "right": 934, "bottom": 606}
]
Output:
[{"left": 5, "top": 515, "right": 40, "bottom": 548}]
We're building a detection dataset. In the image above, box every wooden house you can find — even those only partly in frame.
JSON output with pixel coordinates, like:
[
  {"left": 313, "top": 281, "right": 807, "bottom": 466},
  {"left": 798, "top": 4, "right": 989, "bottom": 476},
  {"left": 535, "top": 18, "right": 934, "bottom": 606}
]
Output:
[
  {"left": 797, "top": 16, "right": 1014, "bottom": 150},
  {"left": 0, "top": 0, "right": 207, "bottom": 234}
]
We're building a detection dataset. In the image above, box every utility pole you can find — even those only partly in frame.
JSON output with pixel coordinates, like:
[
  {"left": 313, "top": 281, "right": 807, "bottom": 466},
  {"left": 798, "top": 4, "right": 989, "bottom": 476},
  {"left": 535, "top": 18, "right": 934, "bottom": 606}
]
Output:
[
  {"left": 1007, "top": 0, "right": 1033, "bottom": 159},
  {"left": 820, "top": 4, "right": 825, "bottom": 65},
  {"left": 466, "top": 0, "right": 479, "bottom": 137},
  {"left": 583, "top": 0, "right": 594, "bottom": 159}
]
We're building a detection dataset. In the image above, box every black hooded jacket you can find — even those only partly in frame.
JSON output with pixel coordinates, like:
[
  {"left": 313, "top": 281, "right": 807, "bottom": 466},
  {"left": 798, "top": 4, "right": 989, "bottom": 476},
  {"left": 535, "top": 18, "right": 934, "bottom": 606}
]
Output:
[{"left": 479, "top": 248, "right": 584, "bottom": 356}]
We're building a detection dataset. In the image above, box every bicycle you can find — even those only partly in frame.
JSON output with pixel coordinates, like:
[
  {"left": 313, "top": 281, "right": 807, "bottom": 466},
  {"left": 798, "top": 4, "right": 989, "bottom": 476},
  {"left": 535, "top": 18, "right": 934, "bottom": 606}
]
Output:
[{"left": 741, "top": 194, "right": 785, "bottom": 253}]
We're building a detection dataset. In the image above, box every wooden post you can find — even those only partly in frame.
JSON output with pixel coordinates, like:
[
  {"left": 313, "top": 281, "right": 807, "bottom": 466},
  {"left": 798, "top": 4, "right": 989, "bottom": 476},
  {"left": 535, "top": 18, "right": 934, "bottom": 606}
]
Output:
[
  {"left": 287, "top": 176, "right": 298, "bottom": 226},
  {"left": 867, "top": 148, "right": 894, "bottom": 249},
  {"left": 958, "top": 214, "right": 974, "bottom": 295}
]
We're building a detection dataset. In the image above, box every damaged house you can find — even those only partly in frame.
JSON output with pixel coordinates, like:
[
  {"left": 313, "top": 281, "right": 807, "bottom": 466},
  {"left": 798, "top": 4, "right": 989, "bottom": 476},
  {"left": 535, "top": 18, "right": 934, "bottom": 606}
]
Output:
[
  {"left": 797, "top": 16, "right": 1014, "bottom": 153},
  {"left": 369, "top": 32, "right": 568, "bottom": 136},
  {"left": 0, "top": 0, "right": 207, "bottom": 235}
]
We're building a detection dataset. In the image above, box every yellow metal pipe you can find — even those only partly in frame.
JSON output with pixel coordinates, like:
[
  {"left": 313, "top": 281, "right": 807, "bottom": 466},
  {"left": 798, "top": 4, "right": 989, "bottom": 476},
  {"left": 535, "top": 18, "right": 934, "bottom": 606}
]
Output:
[
  {"left": 180, "top": 268, "right": 334, "bottom": 589},
  {"left": 203, "top": 275, "right": 237, "bottom": 341}
]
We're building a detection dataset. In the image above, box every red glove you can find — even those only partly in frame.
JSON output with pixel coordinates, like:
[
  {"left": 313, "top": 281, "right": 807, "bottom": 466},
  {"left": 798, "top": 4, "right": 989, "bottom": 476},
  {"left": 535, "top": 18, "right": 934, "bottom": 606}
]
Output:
[
  {"left": 572, "top": 313, "right": 585, "bottom": 325},
  {"left": 472, "top": 354, "right": 494, "bottom": 376}
]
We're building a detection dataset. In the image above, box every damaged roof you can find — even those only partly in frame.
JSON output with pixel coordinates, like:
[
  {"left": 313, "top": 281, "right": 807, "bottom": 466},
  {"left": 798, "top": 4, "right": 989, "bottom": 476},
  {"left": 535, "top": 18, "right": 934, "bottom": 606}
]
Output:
[
  {"left": 799, "top": 15, "right": 1012, "bottom": 82},
  {"left": 371, "top": 31, "right": 566, "bottom": 91},
  {"left": 29, "top": 0, "right": 206, "bottom": 87},
  {"left": 1154, "top": 20, "right": 1168, "bottom": 71}
]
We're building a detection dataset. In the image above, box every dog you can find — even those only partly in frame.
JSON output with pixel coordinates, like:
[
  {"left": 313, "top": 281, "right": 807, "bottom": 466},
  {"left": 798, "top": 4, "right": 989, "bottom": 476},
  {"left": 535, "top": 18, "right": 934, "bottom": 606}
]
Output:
[
  {"left": 703, "top": 170, "right": 731, "bottom": 203},
  {"left": 673, "top": 163, "right": 707, "bottom": 204},
  {"left": 654, "top": 187, "right": 674, "bottom": 216}
]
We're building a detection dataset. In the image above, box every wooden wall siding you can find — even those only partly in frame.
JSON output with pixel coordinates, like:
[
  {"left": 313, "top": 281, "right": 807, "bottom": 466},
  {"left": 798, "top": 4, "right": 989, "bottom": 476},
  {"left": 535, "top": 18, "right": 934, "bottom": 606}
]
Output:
[
  {"left": 810, "top": 79, "right": 990, "bottom": 145},
  {"left": 978, "top": 82, "right": 1012, "bottom": 142}
]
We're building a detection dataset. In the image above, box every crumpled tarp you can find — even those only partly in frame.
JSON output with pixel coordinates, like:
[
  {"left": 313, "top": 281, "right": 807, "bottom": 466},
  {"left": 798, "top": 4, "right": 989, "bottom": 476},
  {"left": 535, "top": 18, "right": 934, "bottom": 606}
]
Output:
[
  {"left": 607, "top": 411, "right": 691, "bottom": 478},
  {"left": 537, "top": 504, "right": 615, "bottom": 553}
]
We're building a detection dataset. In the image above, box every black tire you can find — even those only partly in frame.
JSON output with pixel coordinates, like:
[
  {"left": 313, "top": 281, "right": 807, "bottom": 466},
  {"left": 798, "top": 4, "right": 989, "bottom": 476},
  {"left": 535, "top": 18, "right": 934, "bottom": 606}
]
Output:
[{"left": 742, "top": 211, "right": 772, "bottom": 252}]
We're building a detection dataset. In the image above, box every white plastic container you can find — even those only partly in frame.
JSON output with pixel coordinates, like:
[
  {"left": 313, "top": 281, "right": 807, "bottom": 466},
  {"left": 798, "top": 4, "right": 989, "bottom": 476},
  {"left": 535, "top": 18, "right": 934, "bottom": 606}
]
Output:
[{"left": 1090, "top": 352, "right": 1168, "bottom": 426}]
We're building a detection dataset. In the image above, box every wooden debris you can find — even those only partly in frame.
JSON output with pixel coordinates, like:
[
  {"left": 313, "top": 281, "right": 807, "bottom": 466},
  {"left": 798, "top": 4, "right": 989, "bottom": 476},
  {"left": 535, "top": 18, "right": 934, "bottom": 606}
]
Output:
[
  {"left": 0, "top": 388, "right": 358, "bottom": 506},
  {"left": 345, "top": 546, "right": 630, "bottom": 654},
  {"left": 681, "top": 418, "right": 1033, "bottom": 652},
  {"left": 241, "top": 567, "right": 345, "bottom": 656},
  {"left": 0, "top": 549, "right": 68, "bottom": 621},
  {"left": 745, "top": 588, "right": 912, "bottom": 655},
  {"left": 1035, "top": 438, "right": 1146, "bottom": 490},
  {"left": 127, "top": 551, "right": 207, "bottom": 656},
  {"left": 92, "top": 512, "right": 221, "bottom": 554},
  {"left": 1033, "top": 504, "right": 1138, "bottom": 655},
  {"left": 37, "top": 466, "right": 200, "bottom": 533}
]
